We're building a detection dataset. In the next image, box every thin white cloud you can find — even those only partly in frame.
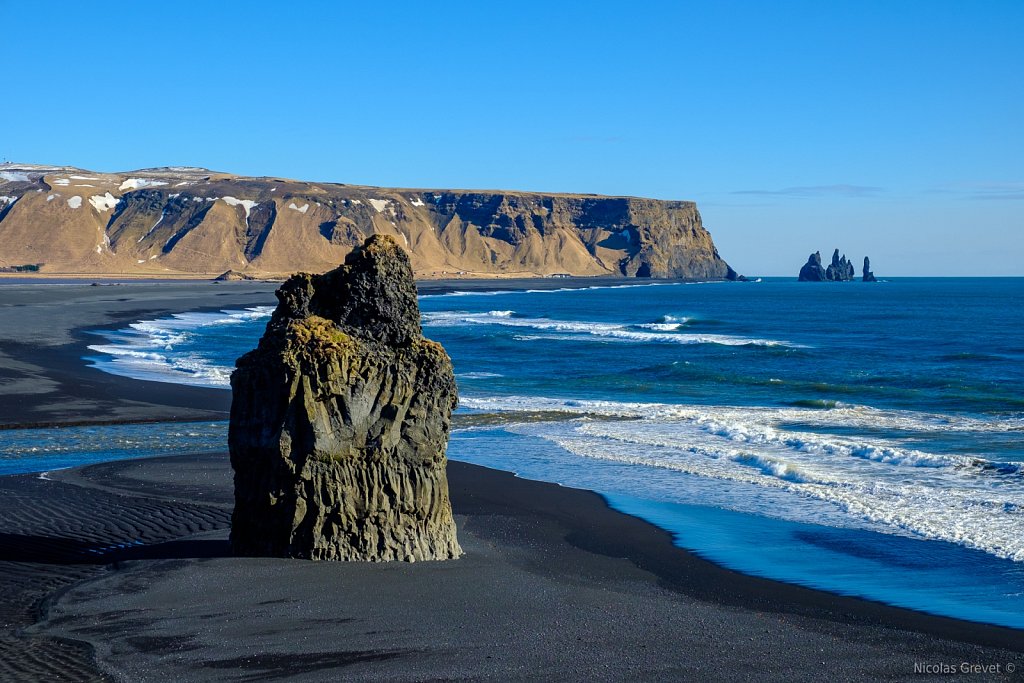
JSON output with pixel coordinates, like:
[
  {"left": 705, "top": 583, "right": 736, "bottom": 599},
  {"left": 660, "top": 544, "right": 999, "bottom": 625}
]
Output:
[{"left": 932, "top": 182, "right": 1024, "bottom": 201}]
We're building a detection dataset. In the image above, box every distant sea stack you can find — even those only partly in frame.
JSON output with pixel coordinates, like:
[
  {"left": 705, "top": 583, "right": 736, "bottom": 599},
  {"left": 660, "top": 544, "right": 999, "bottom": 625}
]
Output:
[
  {"left": 229, "top": 235, "right": 462, "bottom": 561},
  {"left": 863, "top": 256, "right": 877, "bottom": 282},
  {"left": 799, "top": 249, "right": 873, "bottom": 282},
  {"left": 798, "top": 252, "right": 827, "bottom": 281},
  {"left": 0, "top": 163, "right": 736, "bottom": 280},
  {"left": 825, "top": 249, "right": 855, "bottom": 281}
]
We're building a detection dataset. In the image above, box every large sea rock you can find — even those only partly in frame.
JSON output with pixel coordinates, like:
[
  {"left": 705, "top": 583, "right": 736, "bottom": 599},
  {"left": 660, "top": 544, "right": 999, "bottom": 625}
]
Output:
[
  {"left": 799, "top": 248, "right": 859, "bottom": 281},
  {"left": 798, "top": 251, "right": 827, "bottom": 281},
  {"left": 229, "top": 235, "right": 462, "bottom": 561},
  {"left": 824, "top": 249, "right": 855, "bottom": 281}
]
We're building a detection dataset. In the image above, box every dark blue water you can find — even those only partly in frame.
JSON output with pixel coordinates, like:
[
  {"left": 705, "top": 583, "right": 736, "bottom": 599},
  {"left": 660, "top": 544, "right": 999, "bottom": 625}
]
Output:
[
  {"left": 9, "top": 277, "right": 1024, "bottom": 628},
  {"left": 423, "top": 278, "right": 1024, "bottom": 420}
]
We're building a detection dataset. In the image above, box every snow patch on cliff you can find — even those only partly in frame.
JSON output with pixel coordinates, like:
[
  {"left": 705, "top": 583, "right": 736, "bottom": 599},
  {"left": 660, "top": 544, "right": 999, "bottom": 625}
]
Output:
[
  {"left": 89, "top": 193, "right": 118, "bottom": 212},
  {"left": 222, "top": 196, "right": 257, "bottom": 220},
  {"left": 120, "top": 178, "right": 169, "bottom": 191}
]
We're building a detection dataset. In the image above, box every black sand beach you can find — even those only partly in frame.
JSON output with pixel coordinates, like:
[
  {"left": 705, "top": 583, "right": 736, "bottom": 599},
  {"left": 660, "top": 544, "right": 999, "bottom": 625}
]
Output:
[
  {"left": 0, "top": 282, "right": 1021, "bottom": 681},
  {"left": 0, "top": 277, "right": 640, "bottom": 428},
  {"left": 0, "top": 281, "right": 278, "bottom": 428}
]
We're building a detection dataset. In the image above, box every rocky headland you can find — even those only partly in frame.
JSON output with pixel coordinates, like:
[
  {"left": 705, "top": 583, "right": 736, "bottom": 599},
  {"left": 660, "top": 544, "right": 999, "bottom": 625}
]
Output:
[
  {"left": 229, "top": 235, "right": 462, "bottom": 561},
  {"left": 0, "top": 163, "right": 736, "bottom": 280}
]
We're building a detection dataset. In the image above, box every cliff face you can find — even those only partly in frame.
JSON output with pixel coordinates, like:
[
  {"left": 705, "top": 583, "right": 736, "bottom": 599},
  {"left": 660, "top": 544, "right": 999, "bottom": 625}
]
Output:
[
  {"left": 0, "top": 163, "right": 735, "bottom": 279},
  {"left": 229, "top": 235, "right": 462, "bottom": 561}
]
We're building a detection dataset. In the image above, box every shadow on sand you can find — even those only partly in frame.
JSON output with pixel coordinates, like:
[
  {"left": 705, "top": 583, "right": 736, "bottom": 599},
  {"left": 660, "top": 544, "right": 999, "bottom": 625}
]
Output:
[{"left": 0, "top": 533, "right": 230, "bottom": 565}]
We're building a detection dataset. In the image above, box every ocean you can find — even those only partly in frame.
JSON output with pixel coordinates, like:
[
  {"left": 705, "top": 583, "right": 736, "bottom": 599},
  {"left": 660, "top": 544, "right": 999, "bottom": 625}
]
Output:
[{"left": 5, "top": 277, "right": 1024, "bottom": 628}]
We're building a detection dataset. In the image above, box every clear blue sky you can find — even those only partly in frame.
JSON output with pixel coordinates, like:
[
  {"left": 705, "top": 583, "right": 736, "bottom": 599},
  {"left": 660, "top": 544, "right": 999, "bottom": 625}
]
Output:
[{"left": 2, "top": 1, "right": 1021, "bottom": 275}]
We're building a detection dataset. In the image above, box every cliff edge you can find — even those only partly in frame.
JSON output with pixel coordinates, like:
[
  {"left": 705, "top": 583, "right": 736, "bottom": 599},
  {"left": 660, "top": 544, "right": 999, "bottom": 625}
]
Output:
[{"left": 0, "top": 163, "right": 735, "bottom": 280}]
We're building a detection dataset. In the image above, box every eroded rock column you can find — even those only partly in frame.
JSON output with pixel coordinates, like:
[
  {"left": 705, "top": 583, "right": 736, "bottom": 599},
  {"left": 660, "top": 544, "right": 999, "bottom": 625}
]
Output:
[{"left": 229, "top": 235, "right": 461, "bottom": 561}]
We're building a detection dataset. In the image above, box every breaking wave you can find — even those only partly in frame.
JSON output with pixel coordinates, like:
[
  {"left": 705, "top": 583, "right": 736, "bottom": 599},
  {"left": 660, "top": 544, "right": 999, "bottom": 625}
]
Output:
[
  {"left": 85, "top": 306, "right": 275, "bottom": 388},
  {"left": 417, "top": 280, "right": 694, "bottom": 299},
  {"left": 458, "top": 394, "right": 1024, "bottom": 562},
  {"left": 422, "top": 310, "right": 801, "bottom": 348}
]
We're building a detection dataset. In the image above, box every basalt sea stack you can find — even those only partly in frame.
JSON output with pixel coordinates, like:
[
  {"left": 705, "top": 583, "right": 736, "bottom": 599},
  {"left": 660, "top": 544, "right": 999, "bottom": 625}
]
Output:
[
  {"left": 798, "top": 249, "right": 861, "bottom": 282},
  {"left": 863, "top": 256, "right": 877, "bottom": 282},
  {"left": 798, "top": 251, "right": 827, "bottom": 281},
  {"left": 824, "top": 249, "right": 855, "bottom": 281},
  {"left": 229, "top": 235, "right": 462, "bottom": 561}
]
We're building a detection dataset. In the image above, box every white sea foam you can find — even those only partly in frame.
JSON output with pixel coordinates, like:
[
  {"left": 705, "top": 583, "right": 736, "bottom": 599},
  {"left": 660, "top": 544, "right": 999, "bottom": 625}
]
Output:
[
  {"left": 460, "top": 395, "right": 1024, "bottom": 439},
  {"left": 86, "top": 306, "right": 275, "bottom": 388},
  {"left": 458, "top": 394, "right": 1024, "bottom": 562},
  {"left": 418, "top": 281, "right": 689, "bottom": 299},
  {"left": 637, "top": 315, "right": 690, "bottom": 331},
  {"left": 422, "top": 310, "right": 800, "bottom": 348}
]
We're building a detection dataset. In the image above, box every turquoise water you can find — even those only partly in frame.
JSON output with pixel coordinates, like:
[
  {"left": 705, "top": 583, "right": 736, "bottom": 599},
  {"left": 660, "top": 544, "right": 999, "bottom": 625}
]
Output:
[
  {"left": 0, "top": 421, "right": 228, "bottom": 476},
  {"left": 7, "top": 277, "right": 1024, "bottom": 628}
]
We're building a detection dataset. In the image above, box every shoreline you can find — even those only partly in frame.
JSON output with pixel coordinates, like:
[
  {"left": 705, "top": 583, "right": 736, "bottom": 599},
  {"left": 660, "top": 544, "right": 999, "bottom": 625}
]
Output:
[
  {"left": 3, "top": 453, "right": 1021, "bottom": 682},
  {"left": 0, "top": 281, "right": 280, "bottom": 428},
  {"left": 0, "top": 276, "right": 708, "bottom": 429},
  {"left": 0, "top": 281, "right": 1021, "bottom": 680}
]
